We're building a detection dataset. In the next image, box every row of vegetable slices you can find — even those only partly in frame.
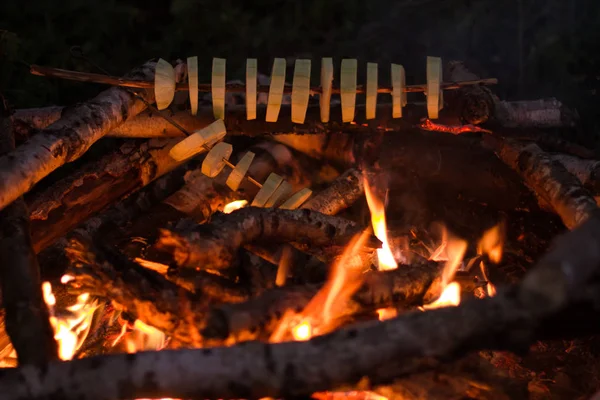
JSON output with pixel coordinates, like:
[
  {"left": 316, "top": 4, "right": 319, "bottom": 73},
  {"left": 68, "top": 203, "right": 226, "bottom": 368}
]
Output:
[
  {"left": 154, "top": 56, "right": 445, "bottom": 122},
  {"left": 169, "top": 119, "right": 313, "bottom": 209}
]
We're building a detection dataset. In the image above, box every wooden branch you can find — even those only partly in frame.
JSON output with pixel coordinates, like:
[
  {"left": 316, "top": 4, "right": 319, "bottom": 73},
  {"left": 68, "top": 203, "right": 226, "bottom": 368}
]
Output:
[
  {"left": 4, "top": 212, "right": 600, "bottom": 400},
  {"left": 64, "top": 238, "right": 209, "bottom": 347},
  {"left": 497, "top": 128, "right": 595, "bottom": 159},
  {"left": 156, "top": 207, "right": 379, "bottom": 271},
  {"left": 494, "top": 98, "right": 579, "bottom": 129},
  {"left": 0, "top": 60, "right": 168, "bottom": 212},
  {"left": 0, "top": 96, "right": 58, "bottom": 365},
  {"left": 302, "top": 168, "right": 364, "bottom": 215},
  {"left": 489, "top": 137, "right": 599, "bottom": 229},
  {"left": 201, "top": 261, "right": 443, "bottom": 343},
  {"left": 550, "top": 154, "right": 600, "bottom": 195},
  {"left": 27, "top": 138, "right": 186, "bottom": 252},
  {"left": 30, "top": 63, "right": 497, "bottom": 94}
]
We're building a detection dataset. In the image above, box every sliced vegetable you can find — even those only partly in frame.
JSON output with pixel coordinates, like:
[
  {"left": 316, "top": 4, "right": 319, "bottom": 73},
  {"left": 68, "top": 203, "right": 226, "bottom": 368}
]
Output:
[
  {"left": 366, "top": 62, "right": 378, "bottom": 120},
  {"left": 201, "top": 141, "right": 233, "bottom": 178},
  {"left": 246, "top": 58, "right": 258, "bottom": 120},
  {"left": 340, "top": 59, "right": 357, "bottom": 123},
  {"left": 266, "top": 58, "right": 286, "bottom": 122},
  {"left": 291, "top": 59, "right": 311, "bottom": 124},
  {"left": 226, "top": 151, "right": 255, "bottom": 191},
  {"left": 187, "top": 56, "right": 198, "bottom": 115},
  {"left": 212, "top": 58, "right": 226, "bottom": 120},
  {"left": 391, "top": 64, "right": 406, "bottom": 118},
  {"left": 320, "top": 58, "right": 334, "bottom": 123},
  {"left": 264, "top": 180, "right": 293, "bottom": 208},
  {"left": 154, "top": 58, "right": 176, "bottom": 110},
  {"left": 279, "top": 188, "right": 313, "bottom": 210},
  {"left": 252, "top": 173, "right": 284, "bottom": 207},
  {"left": 168, "top": 119, "right": 227, "bottom": 161},
  {"left": 426, "top": 56, "right": 443, "bottom": 119}
]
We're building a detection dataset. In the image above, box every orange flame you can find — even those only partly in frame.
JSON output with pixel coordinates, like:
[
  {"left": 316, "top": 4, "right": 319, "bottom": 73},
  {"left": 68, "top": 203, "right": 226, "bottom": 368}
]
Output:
[
  {"left": 223, "top": 199, "right": 248, "bottom": 214},
  {"left": 421, "top": 229, "right": 467, "bottom": 310},
  {"left": 42, "top": 280, "right": 98, "bottom": 360},
  {"left": 477, "top": 223, "right": 504, "bottom": 297},
  {"left": 376, "top": 307, "right": 397, "bottom": 321},
  {"left": 363, "top": 177, "right": 400, "bottom": 270},
  {"left": 270, "top": 230, "right": 371, "bottom": 342},
  {"left": 478, "top": 223, "right": 505, "bottom": 264}
]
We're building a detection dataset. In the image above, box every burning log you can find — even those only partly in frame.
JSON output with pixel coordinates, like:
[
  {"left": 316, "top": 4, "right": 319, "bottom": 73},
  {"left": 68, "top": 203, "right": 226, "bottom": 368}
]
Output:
[
  {"left": 65, "top": 239, "right": 213, "bottom": 347},
  {"left": 2, "top": 209, "right": 600, "bottom": 400},
  {"left": 489, "top": 137, "right": 599, "bottom": 229},
  {"left": 0, "top": 95, "right": 58, "bottom": 365},
  {"left": 156, "top": 207, "right": 379, "bottom": 271},
  {"left": 27, "top": 138, "right": 186, "bottom": 252},
  {"left": 201, "top": 261, "right": 442, "bottom": 343},
  {"left": 0, "top": 59, "right": 184, "bottom": 213}
]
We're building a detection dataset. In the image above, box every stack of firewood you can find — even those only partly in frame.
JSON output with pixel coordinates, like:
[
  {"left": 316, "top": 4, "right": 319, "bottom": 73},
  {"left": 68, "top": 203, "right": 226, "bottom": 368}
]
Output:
[{"left": 0, "top": 58, "right": 598, "bottom": 400}]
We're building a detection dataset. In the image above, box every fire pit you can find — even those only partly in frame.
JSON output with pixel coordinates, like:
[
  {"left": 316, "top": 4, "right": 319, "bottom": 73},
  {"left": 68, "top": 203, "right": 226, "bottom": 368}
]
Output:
[{"left": 0, "top": 57, "right": 598, "bottom": 400}]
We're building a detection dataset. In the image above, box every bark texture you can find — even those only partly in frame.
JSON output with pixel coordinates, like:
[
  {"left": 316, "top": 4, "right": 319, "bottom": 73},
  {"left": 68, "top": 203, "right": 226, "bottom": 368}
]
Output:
[
  {"left": 0, "top": 96, "right": 58, "bottom": 365},
  {"left": 302, "top": 168, "right": 365, "bottom": 215},
  {"left": 493, "top": 139, "right": 598, "bottom": 229},
  {"left": 2, "top": 212, "right": 600, "bottom": 400},
  {"left": 0, "top": 60, "right": 163, "bottom": 212},
  {"left": 156, "top": 207, "right": 378, "bottom": 270},
  {"left": 201, "top": 262, "right": 442, "bottom": 343},
  {"left": 27, "top": 138, "right": 185, "bottom": 252}
]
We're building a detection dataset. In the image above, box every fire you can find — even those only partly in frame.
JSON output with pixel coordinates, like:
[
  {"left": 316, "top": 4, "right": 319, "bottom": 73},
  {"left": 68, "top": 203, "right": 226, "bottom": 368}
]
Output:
[
  {"left": 223, "top": 199, "right": 248, "bottom": 214},
  {"left": 477, "top": 223, "right": 505, "bottom": 297},
  {"left": 363, "top": 177, "right": 400, "bottom": 270},
  {"left": 421, "top": 230, "right": 467, "bottom": 310},
  {"left": 42, "top": 280, "right": 98, "bottom": 360},
  {"left": 376, "top": 307, "right": 397, "bottom": 321},
  {"left": 270, "top": 230, "right": 371, "bottom": 342},
  {"left": 478, "top": 223, "right": 505, "bottom": 264},
  {"left": 292, "top": 320, "right": 312, "bottom": 341},
  {"left": 421, "top": 282, "right": 461, "bottom": 310}
]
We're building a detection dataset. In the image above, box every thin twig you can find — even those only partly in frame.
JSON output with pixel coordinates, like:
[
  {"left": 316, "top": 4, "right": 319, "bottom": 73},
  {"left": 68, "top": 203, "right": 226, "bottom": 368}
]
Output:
[{"left": 30, "top": 64, "right": 498, "bottom": 94}]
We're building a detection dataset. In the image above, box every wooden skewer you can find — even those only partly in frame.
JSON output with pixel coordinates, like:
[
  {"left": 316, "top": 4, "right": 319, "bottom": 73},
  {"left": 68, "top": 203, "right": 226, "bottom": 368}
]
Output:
[{"left": 30, "top": 64, "right": 498, "bottom": 94}]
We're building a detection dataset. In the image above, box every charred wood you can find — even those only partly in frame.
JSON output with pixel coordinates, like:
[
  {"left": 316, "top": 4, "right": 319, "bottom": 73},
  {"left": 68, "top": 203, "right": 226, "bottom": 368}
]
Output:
[
  {"left": 156, "top": 207, "right": 379, "bottom": 271},
  {"left": 0, "top": 95, "right": 58, "bottom": 365},
  {"left": 201, "top": 261, "right": 442, "bottom": 343},
  {"left": 27, "top": 138, "right": 185, "bottom": 252},
  {"left": 0, "top": 60, "right": 181, "bottom": 212},
  {"left": 2, "top": 210, "right": 600, "bottom": 400}
]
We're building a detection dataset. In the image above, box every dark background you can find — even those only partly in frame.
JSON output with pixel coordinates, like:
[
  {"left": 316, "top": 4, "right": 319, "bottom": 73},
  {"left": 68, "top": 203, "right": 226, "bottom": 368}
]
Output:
[{"left": 1, "top": 0, "right": 599, "bottom": 137}]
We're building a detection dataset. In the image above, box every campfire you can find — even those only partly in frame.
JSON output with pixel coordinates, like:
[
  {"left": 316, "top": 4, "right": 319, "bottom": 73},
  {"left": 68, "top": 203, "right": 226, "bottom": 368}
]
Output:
[{"left": 0, "top": 56, "right": 599, "bottom": 400}]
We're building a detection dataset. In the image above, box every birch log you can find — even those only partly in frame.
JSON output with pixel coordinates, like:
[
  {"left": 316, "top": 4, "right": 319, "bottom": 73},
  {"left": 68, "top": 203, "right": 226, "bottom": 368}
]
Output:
[
  {"left": 2, "top": 212, "right": 600, "bottom": 400},
  {"left": 0, "top": 95, "right": 58, "bottom": 365},
  {"left": 156, "top": 207, "right": 379, "bottom": 270},
  {"left": 491, "top": 137, "right": 598, "bottom": 229},
  {"left": 28, "top": 138, "right": 185, "bottom": 252},
  {"left": 302, "top": 168, "right": 364, "bottom": 215},
  {"left": 0, "top": 59, "right": 172, "bottom": 212}
]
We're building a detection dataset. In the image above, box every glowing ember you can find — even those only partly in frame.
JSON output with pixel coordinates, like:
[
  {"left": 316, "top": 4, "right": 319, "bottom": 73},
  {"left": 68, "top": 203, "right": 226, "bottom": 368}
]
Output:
[
  {"left": 223, "top": 199, "right": 248, "bottom": 214},
  {"left": 363, "top": 177, "right": 400, "bottom": 270},
  {"left": 42, "top": 280, "right": 98, "bottom": 360},
  {"left": 376, "top": 307, "right": 397, "bottom": 321},
  {"left": 135, "top": 258, "right": 169, "bottom": 274},
  {"left": 421, "top": 282, "right": 461, "bottom": 310},
  {"left": 292, "top": 320, "right": 312, "bottom": 341}
]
